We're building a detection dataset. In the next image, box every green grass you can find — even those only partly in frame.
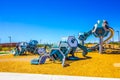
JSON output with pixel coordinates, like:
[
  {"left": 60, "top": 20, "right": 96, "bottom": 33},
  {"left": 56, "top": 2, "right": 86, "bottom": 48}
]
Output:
[{"left": 0, "top": 52, "right": 10, "bottom": 54}]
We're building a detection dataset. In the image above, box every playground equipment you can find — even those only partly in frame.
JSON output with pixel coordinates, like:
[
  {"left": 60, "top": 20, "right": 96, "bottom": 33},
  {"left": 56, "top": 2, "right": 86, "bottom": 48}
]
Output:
[
  {"left": 78, "top": 20, "right": 114, "bottom": 53},
  {"left": 31, "top": 20, "right": 114, "bottom": 67},
  {"left": 31, "top": 36, "right": 88, "bottom": 67},
  {"left": 13, "top": 42, "right": 28, "bottom": 56},
  {"left": 59, "top": 36, "right": 88, "bottom": 59},
  {"left": 31, "top": 46, "right": 50, "bottom": 65},
  {"left": 27, "top": 40, "right": 38, "bottom": 53},
  {"left": 13, "top": 40, "right": 39, "bottom": 56}
]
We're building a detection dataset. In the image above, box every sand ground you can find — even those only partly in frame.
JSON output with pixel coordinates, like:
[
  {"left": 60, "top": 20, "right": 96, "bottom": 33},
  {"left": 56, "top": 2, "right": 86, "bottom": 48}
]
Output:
[{"left": 0, "top": 52, "right": 120, "bottom": 78}]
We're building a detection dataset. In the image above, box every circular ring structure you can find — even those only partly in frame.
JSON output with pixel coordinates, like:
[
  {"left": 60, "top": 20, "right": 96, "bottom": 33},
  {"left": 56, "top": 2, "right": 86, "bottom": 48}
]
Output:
[{"left": 67, "top": 36, "right": 78, "bottom": 47}]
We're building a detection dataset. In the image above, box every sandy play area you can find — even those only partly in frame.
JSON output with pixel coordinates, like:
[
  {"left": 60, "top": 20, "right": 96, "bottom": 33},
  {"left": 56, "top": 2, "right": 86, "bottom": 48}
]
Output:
[{"left": 0, "top": 52, "right": 120, "bottom": 78}]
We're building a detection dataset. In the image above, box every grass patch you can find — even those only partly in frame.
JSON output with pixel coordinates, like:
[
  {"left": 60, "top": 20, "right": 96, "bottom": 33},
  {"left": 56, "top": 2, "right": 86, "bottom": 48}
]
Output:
[{"left": 0, "top": 52, "right": 10, "bottom": 54}]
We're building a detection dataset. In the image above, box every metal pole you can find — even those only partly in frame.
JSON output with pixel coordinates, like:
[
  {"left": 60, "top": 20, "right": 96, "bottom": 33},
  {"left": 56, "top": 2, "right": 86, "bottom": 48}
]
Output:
[
  {"left": 99, "top": 36, "right": 103, "bottom": 54},
  {"left": 8, "top": 36, "right": 11, "bottom": 50},
  {"left": 81, "top": 40, "right": 84, "bottom": 46},
  {"left": 112, "top": 35, "right": 114, "bottom": 49},
  {"left": 40, "top": 39, "right": 42, "bottom": 44},
  {"left": 116, "top": 31, "right": 120, "bottom": 42},
  {"left": 116, "top": 31, "right": 120, "bottom": 48}
]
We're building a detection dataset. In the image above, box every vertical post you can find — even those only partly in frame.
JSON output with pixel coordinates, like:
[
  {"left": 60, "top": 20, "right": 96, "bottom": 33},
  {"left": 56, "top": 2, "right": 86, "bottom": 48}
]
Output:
[
  {"left": 40, "top": 39, "right": 42, "bottom": 44},
  {"left": 8, "top": 36, "right": 11, "bottom": 50},
  {"left": 99, "top": 36, "right": 103, "bottom": 54},
  {"left": 81, "top": 40, "right": 84, "bottom": 46},
  {"left": 117, "top": 31, "right": 120, "bottom": 42},
  {"left": 112, "top": 35, "right": 114, "bottom": 49},
  {"left": 116, "top": 31, "right": 120, "bottom": 48}
]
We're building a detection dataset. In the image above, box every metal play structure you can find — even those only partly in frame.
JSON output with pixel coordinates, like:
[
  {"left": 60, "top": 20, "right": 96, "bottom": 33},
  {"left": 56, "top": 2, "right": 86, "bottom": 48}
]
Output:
[
  {"left": 31, "top": 36, "right": 88, "bottom": 67},
  {"left": 12, "top": 40, "right": 39, "bottom": 56},
  {"left": 30, "top": 20, "right": 114, "bottom": 67},
  {"left": 78, "top": 20, "right": 114, "bottom": 53}
]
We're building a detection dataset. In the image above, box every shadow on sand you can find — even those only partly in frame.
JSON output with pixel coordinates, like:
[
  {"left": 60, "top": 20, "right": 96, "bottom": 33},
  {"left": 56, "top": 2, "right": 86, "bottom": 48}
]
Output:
[{"left": 64, "top": 56, "right": 92, "bottom": 67}]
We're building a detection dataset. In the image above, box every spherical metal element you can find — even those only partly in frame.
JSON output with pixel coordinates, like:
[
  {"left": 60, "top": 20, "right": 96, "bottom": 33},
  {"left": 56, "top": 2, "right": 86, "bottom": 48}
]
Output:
[{"left": 92, "top": 20, "right": 110, "bottom": 38}]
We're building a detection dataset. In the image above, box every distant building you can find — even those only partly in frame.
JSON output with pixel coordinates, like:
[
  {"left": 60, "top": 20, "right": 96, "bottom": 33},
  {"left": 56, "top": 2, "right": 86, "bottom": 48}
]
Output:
[{"left": 0, "top": 43, "right": 17, "bottom": 47}]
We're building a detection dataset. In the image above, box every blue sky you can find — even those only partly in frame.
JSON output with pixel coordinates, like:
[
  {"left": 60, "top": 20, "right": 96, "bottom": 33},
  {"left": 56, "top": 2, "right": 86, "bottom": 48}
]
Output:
[{"left": 0, "top": 0, "right": 120, "bottom": 43}]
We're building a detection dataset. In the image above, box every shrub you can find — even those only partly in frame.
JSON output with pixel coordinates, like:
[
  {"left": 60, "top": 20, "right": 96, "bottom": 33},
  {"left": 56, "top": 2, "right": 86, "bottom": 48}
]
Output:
[{"left": 2, "top": 47, "right": 10, "bottom": 51}]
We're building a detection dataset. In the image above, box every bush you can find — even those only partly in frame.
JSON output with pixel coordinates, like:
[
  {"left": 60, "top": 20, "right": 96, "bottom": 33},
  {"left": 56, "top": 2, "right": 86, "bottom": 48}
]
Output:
[
  {"left": 2, "top": 47, "right": 10, "bottom": 51},
  {"left": 109, "top": 42, "right": 120, "bottom": 45},
  {"left": 37, "top": 44, "right": 44, "bottom": 47}
]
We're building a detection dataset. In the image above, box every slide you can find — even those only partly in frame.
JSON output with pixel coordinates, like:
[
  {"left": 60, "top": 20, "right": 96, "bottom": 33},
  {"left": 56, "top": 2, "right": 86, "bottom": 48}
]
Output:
[
  {"left": 78, "top": 44, "right": 88, "bottom": 56},
  {"left": 103, "top": 28, "right": 114, "bottom": 43}
]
